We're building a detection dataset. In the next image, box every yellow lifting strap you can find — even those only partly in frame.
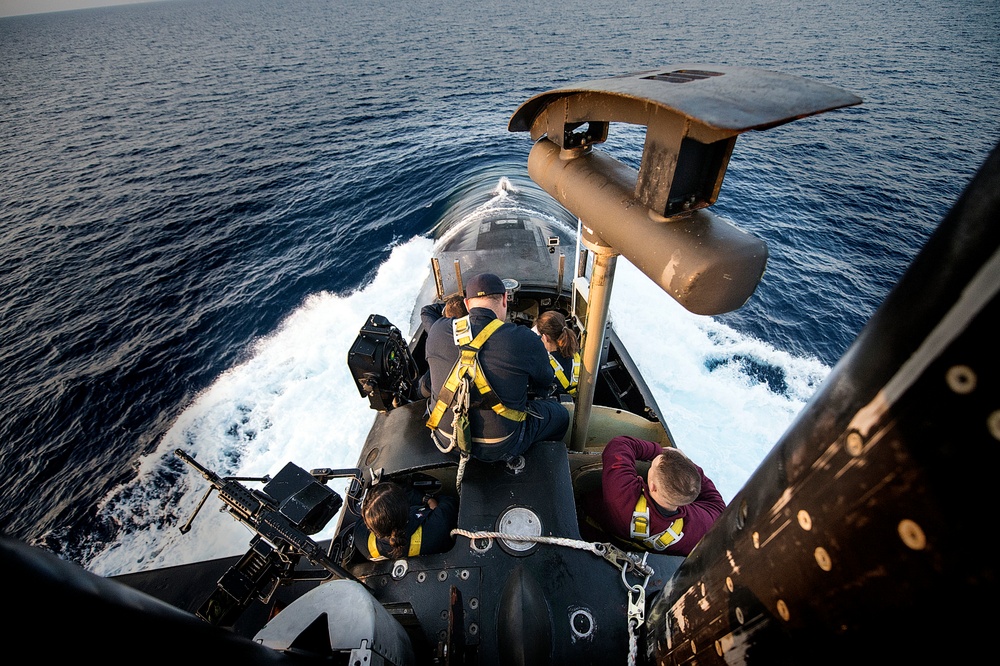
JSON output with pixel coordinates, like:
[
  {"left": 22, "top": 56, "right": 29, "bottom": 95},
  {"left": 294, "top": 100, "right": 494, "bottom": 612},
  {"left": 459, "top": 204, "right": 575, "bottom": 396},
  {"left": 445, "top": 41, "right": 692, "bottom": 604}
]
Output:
[
  {"left": 367, "top": 525, "right": 423, "bottom": 560},
  {"left": 548, "top": 351, "right": 581, "bottom": 396},
  {"left": 426, "top": 316, "right": 527, "bottom": 430},
  {"left": 629, "top": 494, "right": 685, "bottom": 552}
]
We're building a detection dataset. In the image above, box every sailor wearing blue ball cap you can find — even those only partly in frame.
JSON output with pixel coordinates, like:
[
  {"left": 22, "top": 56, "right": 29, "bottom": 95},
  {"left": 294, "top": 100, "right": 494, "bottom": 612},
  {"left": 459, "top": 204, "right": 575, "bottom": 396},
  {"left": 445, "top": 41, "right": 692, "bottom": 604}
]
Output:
[{"left": 424, "top": 272, "right": 569, "bottom": 462}]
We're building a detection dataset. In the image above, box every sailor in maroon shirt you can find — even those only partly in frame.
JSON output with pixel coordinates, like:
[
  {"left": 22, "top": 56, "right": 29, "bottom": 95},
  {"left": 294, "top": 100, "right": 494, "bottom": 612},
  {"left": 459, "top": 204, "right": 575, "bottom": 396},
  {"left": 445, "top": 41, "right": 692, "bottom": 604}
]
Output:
[{"left": 581, "top": 435, "right": 726, "bottom": 556}]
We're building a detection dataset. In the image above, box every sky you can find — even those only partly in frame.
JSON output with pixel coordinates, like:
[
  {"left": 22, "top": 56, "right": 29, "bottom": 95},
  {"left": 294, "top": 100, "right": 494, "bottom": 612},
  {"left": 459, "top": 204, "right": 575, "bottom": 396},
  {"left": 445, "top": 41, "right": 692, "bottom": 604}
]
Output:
[{"left": 0, "top": 0, "right": 161, "bottom": 18}]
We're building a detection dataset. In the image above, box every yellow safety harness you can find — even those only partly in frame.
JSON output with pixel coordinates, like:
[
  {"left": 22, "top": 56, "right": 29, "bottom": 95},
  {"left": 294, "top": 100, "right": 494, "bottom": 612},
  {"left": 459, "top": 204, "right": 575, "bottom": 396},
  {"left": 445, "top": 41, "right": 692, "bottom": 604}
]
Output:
[
  {"left": 629, "top": 495, "right": 685, "bottom": 551},
  {"left": 367, "top": 525, "right": 423, "bottom": 561},
  {"left": 548, "top": 351, "right": 581, "bottom": 396},
  {"left": 425, "top": 315, "right": 527, "bottom": 454}
]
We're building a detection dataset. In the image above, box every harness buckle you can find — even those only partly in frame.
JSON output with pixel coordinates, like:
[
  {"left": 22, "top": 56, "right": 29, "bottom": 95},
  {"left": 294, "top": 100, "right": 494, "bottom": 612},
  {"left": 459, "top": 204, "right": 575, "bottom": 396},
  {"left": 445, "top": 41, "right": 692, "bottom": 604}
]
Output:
[{"left": 597, "top": 542, "right": 656, "bottom": 578}]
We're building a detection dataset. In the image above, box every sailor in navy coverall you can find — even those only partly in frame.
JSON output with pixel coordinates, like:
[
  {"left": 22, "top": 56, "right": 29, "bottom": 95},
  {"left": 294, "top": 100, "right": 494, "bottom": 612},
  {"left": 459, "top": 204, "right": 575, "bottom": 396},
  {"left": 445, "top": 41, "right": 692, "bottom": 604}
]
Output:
[
  {"left": 424, "top": 273, "right": 569, "bottom": 462},
  {"left": 354, "top": 488, "right": 459, "bottom": 561}
]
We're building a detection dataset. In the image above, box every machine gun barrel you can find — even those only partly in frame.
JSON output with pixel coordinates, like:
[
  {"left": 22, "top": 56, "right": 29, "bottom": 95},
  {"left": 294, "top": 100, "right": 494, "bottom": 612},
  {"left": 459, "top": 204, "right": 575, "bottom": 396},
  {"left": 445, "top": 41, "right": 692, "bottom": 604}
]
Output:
[{"left": 176, "top": 448, "right": 269, "bottom": 524}]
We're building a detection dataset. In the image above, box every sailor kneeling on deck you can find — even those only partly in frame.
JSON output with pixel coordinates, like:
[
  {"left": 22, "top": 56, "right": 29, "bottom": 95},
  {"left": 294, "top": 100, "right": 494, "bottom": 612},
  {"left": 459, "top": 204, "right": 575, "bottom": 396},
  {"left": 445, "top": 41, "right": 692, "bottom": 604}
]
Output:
[
  {"left": 580, "top": 435, "right": 726, "bottom": 556},
  {"left": 354, "top": 481, "right": 459, "bottom": 561},
  {"left": 425, "top": 272, "right": 569, "bottom": 462}
]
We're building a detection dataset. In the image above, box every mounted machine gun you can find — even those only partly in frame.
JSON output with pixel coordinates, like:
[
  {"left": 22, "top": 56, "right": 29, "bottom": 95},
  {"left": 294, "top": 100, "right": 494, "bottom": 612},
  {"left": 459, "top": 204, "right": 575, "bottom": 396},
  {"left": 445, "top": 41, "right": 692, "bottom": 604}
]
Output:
[{"left": 175, "top": 449, "right": 363, "bottom": 626}]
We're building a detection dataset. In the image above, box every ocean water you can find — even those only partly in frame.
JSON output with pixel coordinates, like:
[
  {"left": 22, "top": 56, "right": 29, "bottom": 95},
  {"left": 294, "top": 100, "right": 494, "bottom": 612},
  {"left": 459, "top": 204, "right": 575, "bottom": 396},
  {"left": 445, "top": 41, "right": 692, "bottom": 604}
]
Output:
[{"left": 1, "top": 0, "right": 997, "bottom": 575}]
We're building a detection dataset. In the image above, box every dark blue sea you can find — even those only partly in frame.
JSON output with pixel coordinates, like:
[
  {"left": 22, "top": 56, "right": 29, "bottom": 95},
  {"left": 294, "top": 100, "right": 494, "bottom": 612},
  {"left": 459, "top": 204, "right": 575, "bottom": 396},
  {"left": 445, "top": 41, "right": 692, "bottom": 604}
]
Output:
[{"left": 1, "top": 0, "right": 997, "bottom": 575}]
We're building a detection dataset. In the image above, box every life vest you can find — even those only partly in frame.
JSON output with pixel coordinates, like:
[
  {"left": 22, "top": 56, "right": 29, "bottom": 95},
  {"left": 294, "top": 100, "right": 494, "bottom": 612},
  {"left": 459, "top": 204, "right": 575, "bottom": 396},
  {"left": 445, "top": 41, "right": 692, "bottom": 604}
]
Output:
[
  {"left": 548, "top": 351, "right": 581, "bottom": 396},
  {"left": 366, "top": 525, "right": 423, "bottom": 561},
  {"left": 425, "top": 316, "right": 527, "bottom": 453},
  {"left": 629, "top": 494, "right": 685, "bottom": 551}
]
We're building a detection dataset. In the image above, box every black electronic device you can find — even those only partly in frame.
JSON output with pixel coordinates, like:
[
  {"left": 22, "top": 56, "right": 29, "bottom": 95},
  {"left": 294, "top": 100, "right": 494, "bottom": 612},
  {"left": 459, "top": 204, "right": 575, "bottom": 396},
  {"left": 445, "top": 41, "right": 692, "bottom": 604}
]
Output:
[{"left": 347, "top": 313, "right": 419, "bottom": 412}]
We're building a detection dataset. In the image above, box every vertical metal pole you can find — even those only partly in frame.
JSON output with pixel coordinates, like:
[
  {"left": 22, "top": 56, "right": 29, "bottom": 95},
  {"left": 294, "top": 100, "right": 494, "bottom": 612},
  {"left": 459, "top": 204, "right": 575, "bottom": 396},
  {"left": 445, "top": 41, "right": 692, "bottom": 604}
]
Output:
[
  {"left": 454, "top": 261, "right": 464, "bottom": 296},
  {"left": 431, "top": 258, "right": 444, "bottom": 301},
  {"left": 557, "top": 253, "right": 565, "bottom": 293},
  {"left": 570, "top": 244, "right": 618, "bottom": 452}
]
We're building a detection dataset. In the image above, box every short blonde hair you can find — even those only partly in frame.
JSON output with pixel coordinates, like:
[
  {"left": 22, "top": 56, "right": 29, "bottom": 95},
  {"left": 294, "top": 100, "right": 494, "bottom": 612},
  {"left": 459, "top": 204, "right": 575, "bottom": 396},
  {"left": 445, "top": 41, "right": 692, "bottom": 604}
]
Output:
[{"left": 650, "top": 448, "right": 701, "bottom": 506}]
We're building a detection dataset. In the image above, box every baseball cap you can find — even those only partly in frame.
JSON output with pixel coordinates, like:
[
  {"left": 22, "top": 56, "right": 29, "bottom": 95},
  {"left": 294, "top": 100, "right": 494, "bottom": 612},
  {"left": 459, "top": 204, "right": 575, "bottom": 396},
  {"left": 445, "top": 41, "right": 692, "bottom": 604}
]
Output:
[{"left": 464, "top": 273, "right": 506, "bottom": 298}]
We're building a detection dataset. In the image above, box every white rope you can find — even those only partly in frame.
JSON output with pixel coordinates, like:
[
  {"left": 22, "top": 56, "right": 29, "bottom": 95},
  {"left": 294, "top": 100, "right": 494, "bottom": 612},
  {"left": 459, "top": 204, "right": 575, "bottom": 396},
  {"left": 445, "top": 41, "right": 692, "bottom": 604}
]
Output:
[
  {"left": 455, "top": 453, "right": 469, "bottom": 492},
  {"left": 450, "top": 528, "right": 605, "bottom": 556},
  {"left": 628, "top": 621, "right": 638, "bottom": 666},
  {"left": 432, "top": 432, "right": 455, "bottom": 454}
]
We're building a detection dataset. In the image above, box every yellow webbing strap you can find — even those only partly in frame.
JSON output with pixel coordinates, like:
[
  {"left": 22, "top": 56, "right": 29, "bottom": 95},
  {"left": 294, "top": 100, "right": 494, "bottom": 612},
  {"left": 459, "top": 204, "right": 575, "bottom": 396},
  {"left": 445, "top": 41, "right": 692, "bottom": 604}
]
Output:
[
  {"left": 452, "top": 315, "right": 473, "bottom": 345},
  {"left": 409, "top": 526, "right": 422, "bottom": 556},
  {"left": 548, "top": 351, "right": 581, "bottom": 396},
  {"left": 367, "top": 525, "right": 424, "bottom": 560},
  {"left": 649, "top": 518, "right": 684, "bottom": 550},
  {"left": 569, "top": 352, "right": 580, "bottom": 396},
  {"left": 426, "top": 318, "right": 526, "bottom": 429},
  {"left": 629, "top": 494, "right": 685, "bottom": 551},
  {"left": 630, "top": 495, "right": 650, "bottom": 539}
]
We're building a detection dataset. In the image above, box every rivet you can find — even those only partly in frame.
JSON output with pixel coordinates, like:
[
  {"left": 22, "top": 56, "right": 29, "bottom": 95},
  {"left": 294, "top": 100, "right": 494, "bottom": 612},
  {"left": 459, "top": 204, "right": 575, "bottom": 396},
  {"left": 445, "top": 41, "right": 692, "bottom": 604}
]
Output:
[
  {"left": 814, "top": 547, "right": 832, "bottom": 571},
  {"left": 460, "top": 569, "right": 470, "bottom": 580},
  {"left": 898, "top": 519, "right": 926, "bottom": 550},
  {"left": 797, "top": 510, "right": 812, "bottom": 531},
  {"left": 846, "top": 431, "right": 864, "bottom": 456},
  {"left": 988, "top": 410, "right": 1000, "bottom": 441},
  {"left": 737, "top": 499, "right": 749, "bottom": 529},
  {"left": 700, "top": 582, "right": 706, "bottom": 596},
  {"left": 946, "top": 365, "right": 976, "bottom": 394},
  {"left": 726, "top": 576, "right": 734, "bottom": 592},
  {"left": 752, "top": 532, "right": 760, "bottom": 549},
  {"left": 417, "top": 572, "right": 426, "bottom": 583},
  {"left": 438, "top": 571, "right": 448, "bottom": 581},
  {"left": 469, "top": 623, "right": 479, "bottom": 635},
  {"left": 776, "top": 599, "right": 790, "bottom": 621},
  {"left": 736, "top": 607, "right": 744, "bottom": 624},
  {"left": 690, "top": 639, "right": 697, "bottom": 654},
  {"left": 469, "top": 597, "right": 479, "bottom": 610}
]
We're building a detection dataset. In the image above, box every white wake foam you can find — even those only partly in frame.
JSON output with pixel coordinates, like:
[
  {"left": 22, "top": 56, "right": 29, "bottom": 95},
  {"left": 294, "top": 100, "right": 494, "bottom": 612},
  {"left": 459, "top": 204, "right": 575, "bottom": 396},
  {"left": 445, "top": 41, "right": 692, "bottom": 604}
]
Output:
[{"left": 87, "top": 235, "right": 827, "bottom": 576}]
